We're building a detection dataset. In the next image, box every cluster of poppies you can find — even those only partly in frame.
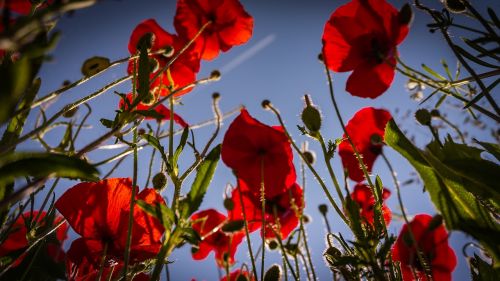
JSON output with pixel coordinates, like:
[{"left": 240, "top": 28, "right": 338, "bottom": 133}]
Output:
[
  {"left": 119, "top": 0, "right": 253, "bottom": 123},
  {"left": 188, "top": 108, "right": 304, "bottom": 274},
  {"left": 322, "top": 0, "right": 456, "bottom": 280}
]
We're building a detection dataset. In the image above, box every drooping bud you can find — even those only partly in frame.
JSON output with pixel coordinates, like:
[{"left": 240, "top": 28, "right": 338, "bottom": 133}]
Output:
[
  {"left": 444, "top": 0, "right": 467, "bottom": 13},
  {"left": 398, "top": 3, "right": 413, "bottom": 25},
  {"left": 81, "top": 56, "right": 110, "bottom": 76},
  {"left": 302, "top": 150, "right": 316, "bottom": 165},
  {"left": 261, "top": 100, "right": 271, "bottom": 109},
  {"left": 152, "top": 172, "right": 167, "bottom": 191},
  {"left": 318, "top": 204, "right": 328, "bottom": 215},
  {"left": 63, "top": 106, "right": 79, "bottom": 118},
  {"left": 267, "top": 239, "right": 279, "bottom": 250},
  {"left": 430, "top": 109, "right": 440, "bottom": 117},
  {"left": 212, "top": 92, "right": 221, "bottom": 100},
  {"left": 415, "top": 109, "right": 432, "bottom": 126},
  {"left": 223, "top": 198, "right": 234, "bottom": 211},
  {"left": 301, "top": 94, "right": 322, "bottom": 133},
  {"left": 210, "top": 70, "right": 221, "bottom": 81},
  {"left": 263, "top": 264, "right": 282, "bottom": 281}
]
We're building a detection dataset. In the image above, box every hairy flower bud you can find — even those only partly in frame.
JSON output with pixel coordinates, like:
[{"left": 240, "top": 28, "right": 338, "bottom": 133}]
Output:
[
  {"left": 415, "top": 109, "right": 432, "bottom": 126},
  {"left": 301, "top": 95, "right": 322, "bottom": 133},
  {"left": 152, "top": 172, "right": 167, "bottom": 191}
]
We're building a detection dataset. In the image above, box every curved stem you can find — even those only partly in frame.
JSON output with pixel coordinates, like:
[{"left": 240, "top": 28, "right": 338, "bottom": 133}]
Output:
[{"left": 237, "top": 183, "right": 259, "bottom": 280}]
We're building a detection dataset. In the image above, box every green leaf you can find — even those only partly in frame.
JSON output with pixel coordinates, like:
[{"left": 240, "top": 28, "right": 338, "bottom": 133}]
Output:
[
  {"left": 421, "top": 64, "right": 446, "bottom": 80},
  {"left": 0, "top": 57, "right": 31, "bottom": 124},
  {"left": 172, "top": 127, "right": 189, "bottom": 169},
  {"left": 464, "top": 78, "right": 500, "bottom": 109},
  {"left": 136, "top": 200, "right": 174, "bottom": 231},
  {"left": 487, "top": 8, "right": 500, "bottom": 29},
  {"left": 141, "top": 133, "right": 168, "bottom": 164},
  {"left": 100, "top": 118, "right": 114, "bottom": 129},
  {"left": 475, "top": 140, "right": 500, "bottom": 161},
  {"left": 136, "top": 34, "right": 151, "bottom": 101},
  {"left": 454, "top": 44, "right": 499, "bottom": 68},
  {"left": 471, "top": 253, "right": 500, "bottom": 281},
  {"left": 134, "top": 109, "right": 164, "bottom": 120},
  {"left": 180, "top": 227, "right": 201, "bottom": 246},
  {"left": 0, "top": 153, "right": 99, "bottom": 184},
  {"left": 180, "top": 144, "right": 221, "bottom": 218},
  {"left": 385, "top": 120, "right": 500, "bottom": 266}
]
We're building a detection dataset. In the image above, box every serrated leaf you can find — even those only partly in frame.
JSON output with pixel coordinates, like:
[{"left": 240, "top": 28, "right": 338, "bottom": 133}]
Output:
[
  {"left": 385, "top": 120, "right": 500, "bottom": 266},
  {"left": 0, "top": 153, "right": 99, "bottom": 184},
  {"left": 136, "top": 199, "right": 174, "bottom": 231},
  {"left": 180, "top": 145, "right": 221, "bottom": 218},
  {"left": 475, "top": 140, "right": 500, "bottom": 161}
]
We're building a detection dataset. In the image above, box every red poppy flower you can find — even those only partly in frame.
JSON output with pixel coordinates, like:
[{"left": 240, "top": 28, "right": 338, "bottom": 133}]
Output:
[
  {"left": 174, "top": 0, "right": 254, "bottom": 60},
  {"left": 0, "top": 211, "right": 68, "bottom": 267},
  {"left": 392, "top": 214, "right": 457, "bottom": 281},
  {"left": 322, "top": 0, "right": 409, "bottom": 98},
  {"left": 221, "top": 269, "right": 255, "bottom": 281},
  {"left": 349, "top": 183, "right": 391, "bottom": 226},
  {"left": 221, "top": 109, "right": 296, "bottom": 200},
  {"left": 190, "top": 209, "right": 245, "bottom": 268},
  {"left": 119, "top": 93, "right": 188, "bottom": 127},
  {"left": 229, "top": 180, "right": 304, "bottom": 240},
  {"left": 338, "top": 107, "right": 392, "bottom": 182},
  {"left": 55, "top": 178, "right": 166, "bottom": 268},
  {"left": 128, "top": 19, "right": 200, "bottom": 97},
  {"left": 0, "top": 0, "right": 54, "bottom": 15}
]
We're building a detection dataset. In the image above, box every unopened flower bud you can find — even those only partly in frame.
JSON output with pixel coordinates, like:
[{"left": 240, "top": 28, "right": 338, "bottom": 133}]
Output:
[
  {"left": 318, "top": 204, "right": 328, "bottom": 215},
  {"left": 62, "top": 80, "right": 71, "bottom": 87},
  {"left": 264, "top": 264, "right": 282, "bottom": 281},
  {"left": 162, "top": 45, "right": 174, "bottom": 58},
  {"left": 261, "top": 100, "right": 271, "bottom": 109},
  {"left": 301, "top": 95, "right": 322, "bottom": 133},
  {"left": 267, "top": 239, "right": 279, "bottom": 250},
  {"left": 317, "top": 53, "right": 324, "bottom": 62},
  {"left": 430, "top": 109, "right": 440, "bottom": 117},
  {"left": 398, "top": 3, "right": 413, "bottom": 25},
  {"left": 415, "top": 109, "right": 432, "bottom": 126},
  {"left": 210, "top": 70, "right": 221, "bottom": 81},
  {"left": 444, "top": 0, "right": 467, "bottom": 13},
  {"left": 152, "top": 172, "right": 167, "bottom": 191},
  {"left": 223, "top": 198, "right": 234, "bottom": 211},
  {"left": 302, "top": 150, "right": 316, "bottom": 165},
  {"left": 302, "top": 215, "right": 311, "bottom": 224},
  {"left": 81, "top": 56, "right": 110, "bottom": 77},
  {"left": 138, "top": 128, "right": 146, "bottom": 135},
  {"left": 212, "top": 92, "right": 220, "bottom": 100}
]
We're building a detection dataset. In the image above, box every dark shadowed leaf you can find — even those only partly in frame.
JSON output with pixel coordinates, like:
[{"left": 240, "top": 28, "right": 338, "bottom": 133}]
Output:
[{"left": 0, "top": 153, "right": 99, "bottom": 184}]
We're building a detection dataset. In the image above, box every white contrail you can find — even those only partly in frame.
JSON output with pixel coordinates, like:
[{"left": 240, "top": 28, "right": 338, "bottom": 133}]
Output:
[{"left": 221, "top": 34, "right": 276, "bottom": 74}]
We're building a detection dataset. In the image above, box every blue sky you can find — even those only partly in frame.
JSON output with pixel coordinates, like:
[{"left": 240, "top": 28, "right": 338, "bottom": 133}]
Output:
[{"left": 21, "top": 0, "right": 500, "bottom": 280}]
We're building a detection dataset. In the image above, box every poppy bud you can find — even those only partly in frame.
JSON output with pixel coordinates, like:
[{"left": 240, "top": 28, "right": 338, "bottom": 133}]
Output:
[
  {"left": 263, "top": 264, "right": 282, "bottom": 281},
  {"left": 317, "top": 53, "right": 324, "bottom": 62},
  {"left": 81, "top": 56, "right": 110, "bottom": 77},
  {"left": 318, "top": 204, "right": 328, "bottom": 215},
  {"left": 138, "top": 128, "right": 146, "bottom": 135},
  {"left": 212, "top": 92, "right": 221, "bottom": 100},
  {"left": 430, "top": 109, "right": 440, "bottom": 117},
  {"left": 444, "top": 0, "right": 467, "bottom": 13},
  {"left": 398, "top": 3, "right": 413, "bottom": 25},
  {"left": 210, "top": 70, "right": 221, "bottom": 81},
  {"left": 161, "top": 45, "right": 174, "bottom": 58},
  {"left": 415, "top": 109, "right": 431, "bottom": 126},
  {"left": 221, "top": 220, "right": 245, "bottom": 233},
  {"left": 62, "top": 80, "right": 71, "bottom": 87},
  {"left": 301, "top": 95, "right": 322, "bottom": 133},
  {"left": 267, "top": 239, "right": 279, "bottom": 250},
  {"left": 223, "top": 198, "right": 234, "bottom": 211},
  {"left": 63, "top": 106, "right": 79, "bottom": 118},
  {"left": 261, "top": 100, "right": 271, "bottom": 109},
  {"left": 152, "top": 172, "right": 167, "bottom": 191},
  {"left": 302, "top": 215, "right": 311, "bottom": 224},
  {"left": 302, "top": 150, "right": 316, "bottom": 165}
]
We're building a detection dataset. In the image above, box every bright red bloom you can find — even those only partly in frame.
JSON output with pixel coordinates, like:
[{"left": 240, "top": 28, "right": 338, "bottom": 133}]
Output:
[
  {"left": 119, "top": 93, "right": 188, "bottom": 127},
  {"left": 338, "top": 107, "right": 392, "bottom": 182},
  {"left": 221, "top": 269, "right": 255, "bottom": 281},
  {"left": 322, "top": 0, "right": 409, "bottom": 98},
  {"left": 191, "top": 209, "right": 244, "bottom": 268},
  {"left": 349, "top": 183, "right": 391, "bottom": 226},
  {"left": 174, "top": 0, "right": 254, "bottom": 60},
  {"left": 392, "top": 214, "right": 457, "bottom": 281},
  {"left": 229, "top": 180, "right": 304, "bottom": 240},
  {"left": 0, "top": 211, "right": 68, "bottom": 267},
  {"left": 55, "top": 178, "right": 166, "bottom": 268},
  {"left": 221, "top": 109, "right": 296, "bottom": 199},
  {"left": 128, "top": 19, "right": 200, "bottom": 97}
]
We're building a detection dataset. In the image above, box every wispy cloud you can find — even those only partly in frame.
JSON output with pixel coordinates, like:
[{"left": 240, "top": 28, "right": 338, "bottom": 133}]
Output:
[{"left": 221, "top": 34, "right": 276, "bottom": 74}]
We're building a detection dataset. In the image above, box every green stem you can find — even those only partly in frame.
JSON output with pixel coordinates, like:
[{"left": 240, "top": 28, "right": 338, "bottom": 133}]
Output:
[
  {"left": 260, "top": 159, "right": 266, "bottom": 281},
  {"left": 438, "top": 116, "right": 466, "bottom": 143},
  {"left": 237, "top": 183, "right": 259, "bottom": 280},
  {"left": 96, "top": 242, "right": 109, "bottom": 281},
  {"left": 265, "top": 104, "right": 349, "bottom": 226},
  {"left": 381, "top": 152, "right": 433, "bottom": 281},
  {"left": 318, "top": 133, "right": 345, "bottom": 206}
]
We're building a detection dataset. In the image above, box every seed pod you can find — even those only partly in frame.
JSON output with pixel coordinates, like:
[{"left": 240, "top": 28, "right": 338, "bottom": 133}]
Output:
[
  {"left": 415, "top": 109, "right": 431, "bottom": 126},
  {"left": 152, "top": 172, "right": 167, "bottom": 191}
]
